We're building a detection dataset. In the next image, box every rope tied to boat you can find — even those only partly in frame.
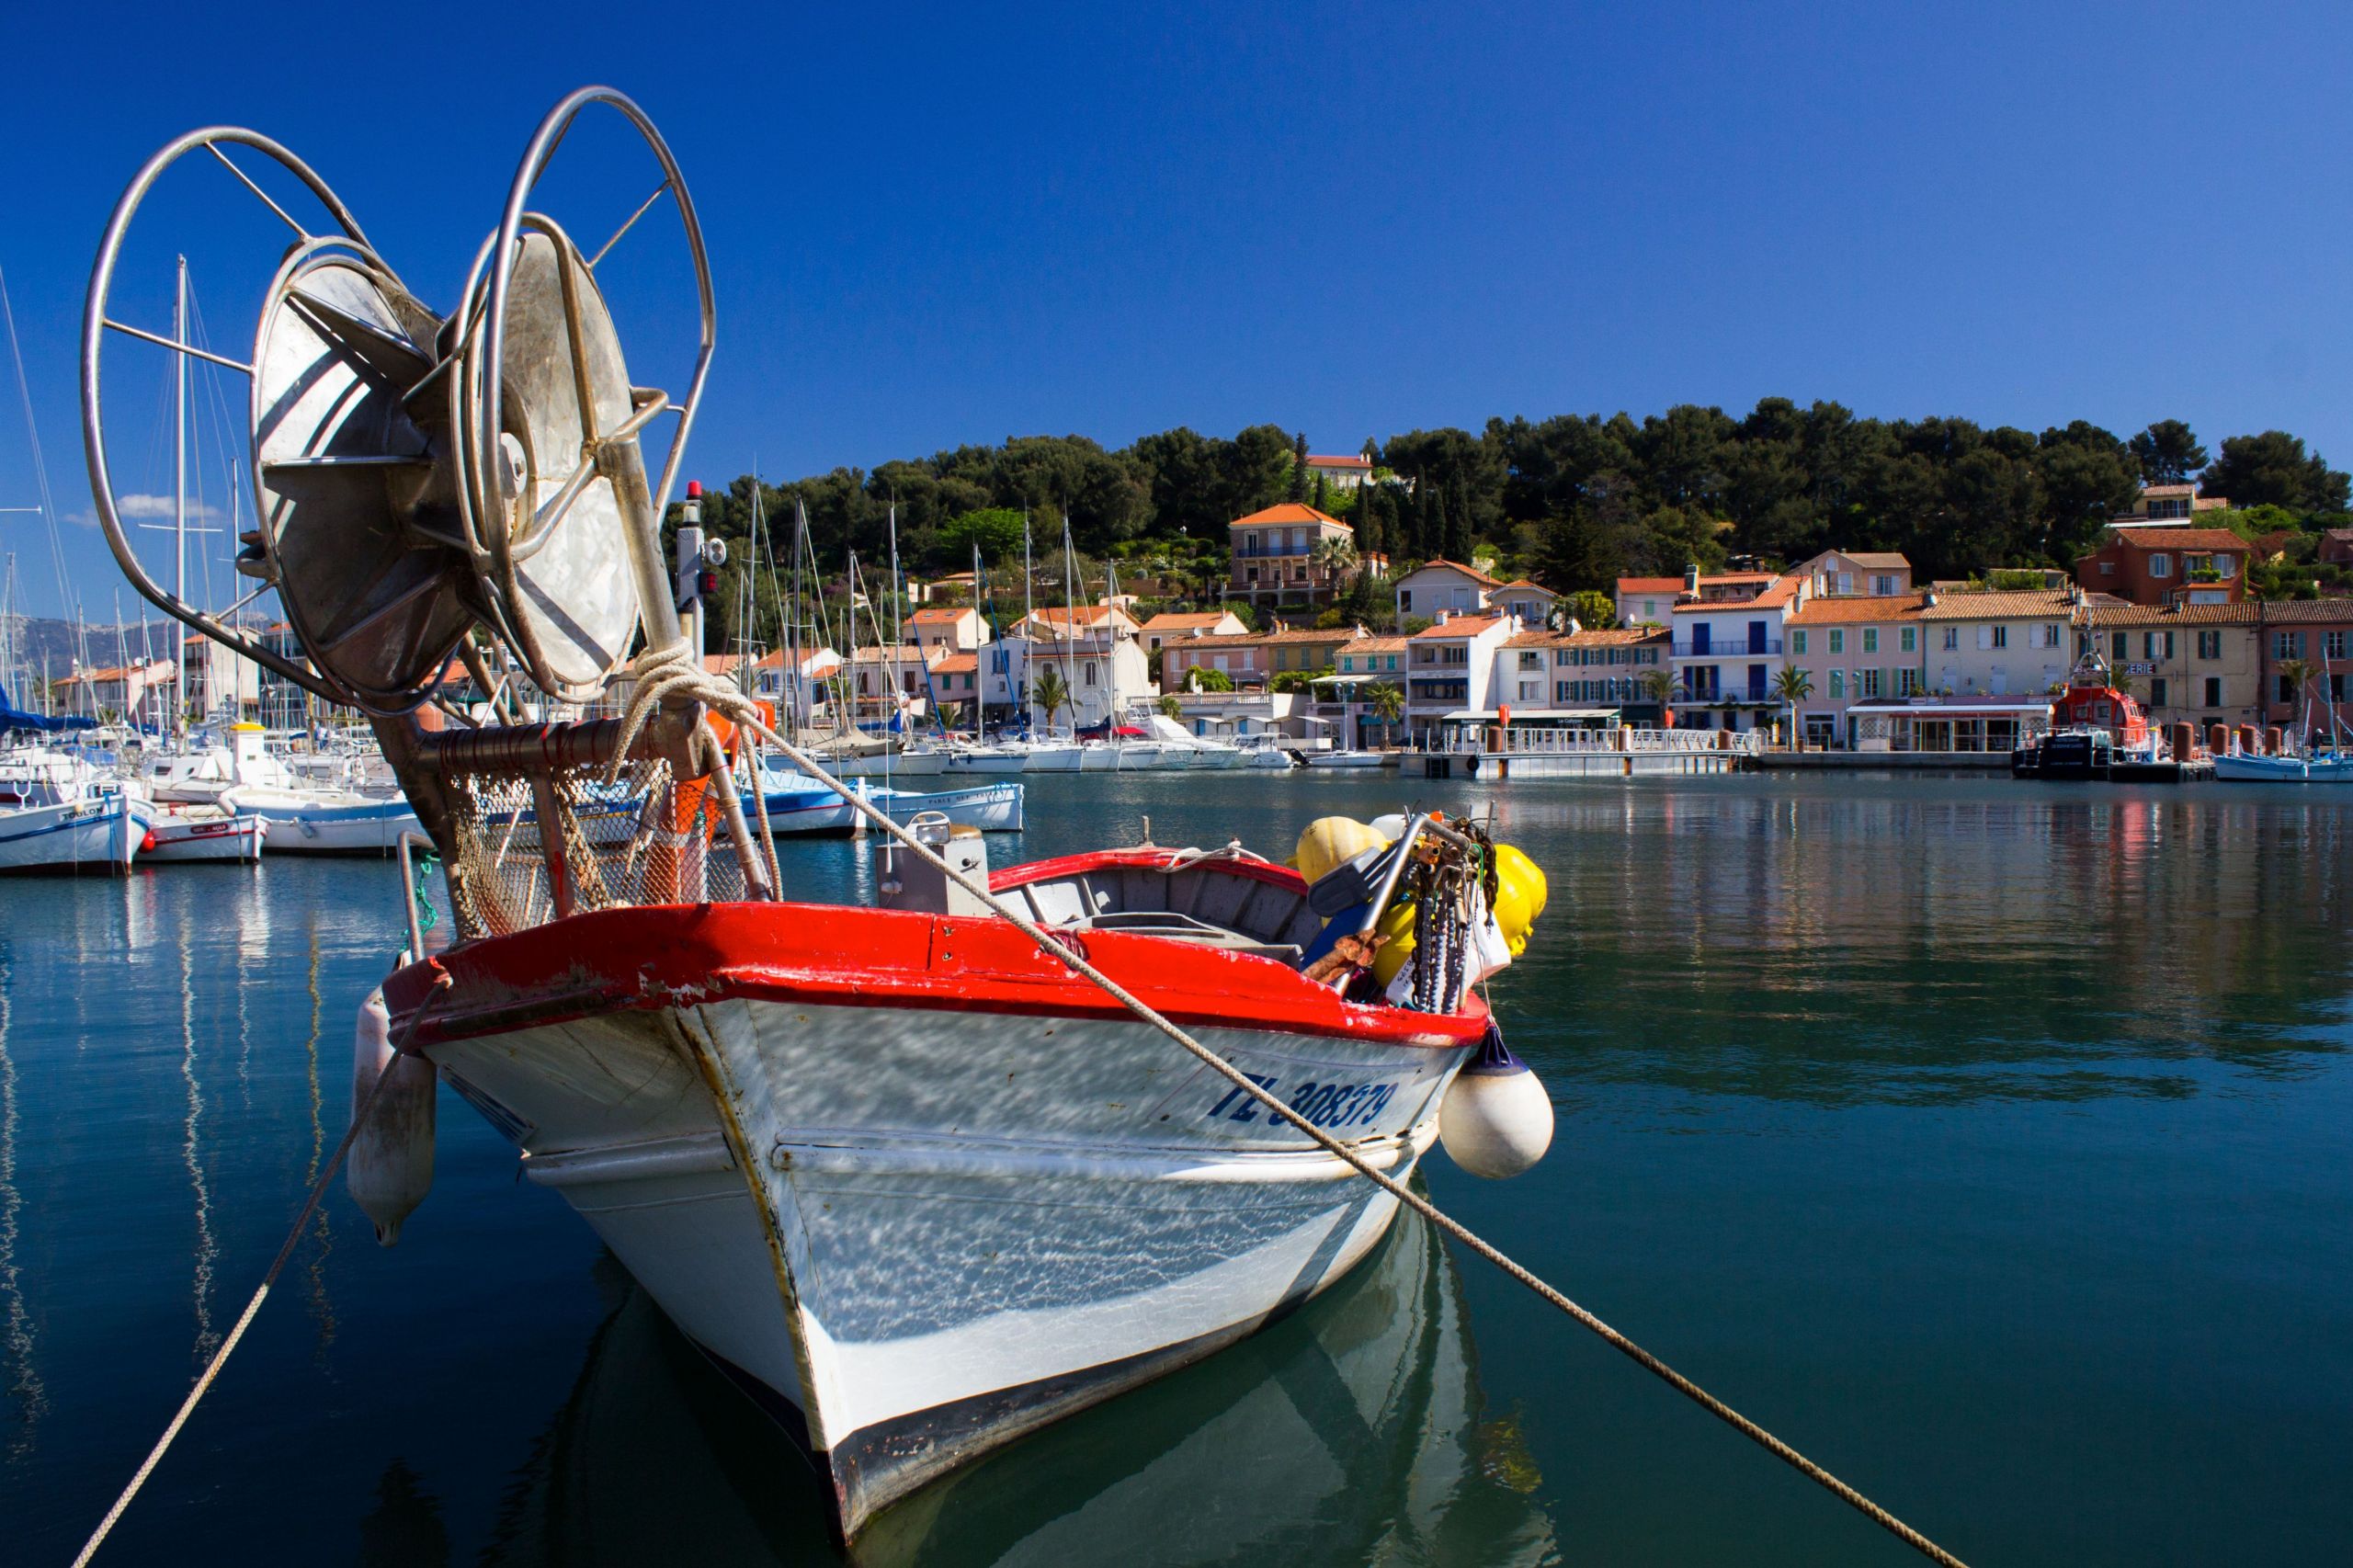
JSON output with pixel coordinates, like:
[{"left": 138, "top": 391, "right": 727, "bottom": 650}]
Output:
[
  {"left": 601, "top": 646, "right": 1976, "bottom": 1568},
  {"left": 68, "top": 971, "right": 454, "bottom": 1568}
]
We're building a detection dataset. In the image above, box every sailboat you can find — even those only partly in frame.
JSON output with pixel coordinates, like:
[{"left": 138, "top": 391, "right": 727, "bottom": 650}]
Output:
[{"left": 2215, "top": 645, "right": 2353, "bottom": 782}]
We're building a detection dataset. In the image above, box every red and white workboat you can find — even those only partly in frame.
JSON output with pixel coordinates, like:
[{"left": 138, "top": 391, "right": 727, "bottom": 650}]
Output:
[
  {"left": 385, "top": 842, "right": 1495, "bottom": 1528},
  {"left": 83, "top": 87, "right": 1552, "bottom": 1541}
]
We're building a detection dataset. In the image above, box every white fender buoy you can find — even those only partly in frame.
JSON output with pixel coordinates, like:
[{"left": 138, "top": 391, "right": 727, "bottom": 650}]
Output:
[
  {"left": 1439, "top": 1028, "right": 1553, "bottom": 1179},
  {"left": 347, "top": 985, "right": 435, "bottom": 1245},
  {"left": 1368, "top": 812, "right": 1409, "bottom": 844}
]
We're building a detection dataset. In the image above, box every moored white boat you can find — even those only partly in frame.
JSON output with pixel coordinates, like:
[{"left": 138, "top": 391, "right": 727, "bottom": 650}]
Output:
[
  {"left": 2213, "top": 750, "right": 2353, "bottom": 783},
  {"left": 143, "top": 803, "right": 266, "bottom": 862},
  {"left": 1306, "top": 749, "right": 1387, "bottom": 769},
  {"left": 941, "top": 744, "right": 1029, "bottom": 775},
  {"left": 1017, "top": 741, "right": 1085, "bottom": 772},
  {"left": 392, "top": 846, "right": 1485, "bottom": 1535},
  {"left": 0, "top": 791, "right": 146, "bottom": 875},
  {"left": 222, "top": 785, "right": 421, "bottom": 855}
]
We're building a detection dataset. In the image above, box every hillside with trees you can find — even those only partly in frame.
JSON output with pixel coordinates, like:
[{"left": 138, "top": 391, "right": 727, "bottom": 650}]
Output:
[{"left": 670, "top": 403, "right": 2351, "bottom": 650}]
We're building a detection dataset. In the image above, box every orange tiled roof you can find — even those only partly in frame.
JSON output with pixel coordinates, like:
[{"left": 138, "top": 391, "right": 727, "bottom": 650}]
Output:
[
  {"left": 1139, "top": 611, "right": 1235, "bottom": 631},
  {"left": 1400, "top": 557, "right": 1503, "bottom": 588},
  {"left": 931, "top": 653, "right": 980, "bottom": 675},
  {"left": 1617, "top": 576, "right": 1686, "bottom": 595},
  {"left": 1230, "top": 503, "right": 1350, "bottom": 530},
  {"left": 906, "top": 607, "right": 974, "bottom": 624},
  {"left": 1506, "top": 627, "right": 1666, "bottom": 647},
  {"left": 2109, "top": 527, "right": 2246, "bottom": 552},
  {"left": 1304, "top": 454, "right": 1373, "bottom": 469},
  {"left": 1411, "top": 616, "right": 1505, "bottom": 640},
  {"left": 1787, "top": 595, "right": 1929, "bottom": 626}
]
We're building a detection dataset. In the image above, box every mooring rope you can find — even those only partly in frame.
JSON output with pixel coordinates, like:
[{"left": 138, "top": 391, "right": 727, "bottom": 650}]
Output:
[
  {"left": 69, "top": 972, "right": 453, "bottom": 1568},
  {"left": 612, "top": 644, "right": 1972, "bottom": 1568}
]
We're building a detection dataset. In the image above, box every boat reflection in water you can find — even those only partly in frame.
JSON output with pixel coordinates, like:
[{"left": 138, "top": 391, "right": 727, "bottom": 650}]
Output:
[{"left": 478, "top": 1208, "right": 1556, "bottom": 1568}]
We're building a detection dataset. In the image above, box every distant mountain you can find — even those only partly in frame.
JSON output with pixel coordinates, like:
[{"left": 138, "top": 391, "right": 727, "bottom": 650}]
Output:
[{"left": 2, "top": 614, "right": 184, "bottom": 677}]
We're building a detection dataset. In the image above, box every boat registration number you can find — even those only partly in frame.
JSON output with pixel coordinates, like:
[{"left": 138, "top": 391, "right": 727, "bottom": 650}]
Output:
[{"left": 1203, "top": 1074, "right": 1398, "bottom": 1130}]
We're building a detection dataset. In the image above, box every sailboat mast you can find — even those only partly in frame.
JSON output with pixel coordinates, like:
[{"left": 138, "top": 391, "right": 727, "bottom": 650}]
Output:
[
  {"left": 1022, "top": 511, "right": 1035, "bottom": 736},
  {"left": 172, "top": 256, "right": 188, "bottom": 741}
]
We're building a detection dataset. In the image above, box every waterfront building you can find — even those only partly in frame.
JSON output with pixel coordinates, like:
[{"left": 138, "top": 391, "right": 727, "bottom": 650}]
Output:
[
  {"left": 752, "top": 646, "right": 845, "bottom": 721},
  {"left": 1226, "top": 503, "right": 1359, "bottom": 605},
  {"left": 1669, "top": 576, "right": 1805, "bottom": 732},
  {"left": 1138, "top": 609, "right": 1246, "bottom": 660},
  {"left": 1262, "top": 625, "right": 1368, "bottom": 683},
  {"left": 1165, "top": 689, "right": 1307, "bottom": 739},
  {"left": 847, "top": 643, "right": 939, "bottom": 723},
  {"left": 2320, "top": 528, "right": 2353, "bottom": 567},
  {"left": 1782, "top": 595, "right": 1931, "bottom": 748},
  {"left": 905, "top": 605, "right": 989, "bottom": 657},
  {"left": 1162, "top": 631, "right": 1268, "bottom": 691},
  {"left": 47, "top": 658, "right": 174, "bottom": 724},
  {"left": 2251, "top": 601, "right": 2353, "bottom": 733},
  {"left": 1791, "top": 549, "right": 1914, "bottom": 597},
  {"left": 2075, "top": 602, "right": 2266, "bottom": 733},
  {"left": 1496, "top": 627, "right": 1670, "bottom": 725},
  {"left": 1393, "top": 559, "right": 1502, "bottom": 623},
  {"left": 1013, "top": 602, "right": 1141, "bottom": 642},
  {"left": 1612, "top": 566, "right": 1778, "bottom": 628},
  {"left": 1309, "top": 634, "right": 1411, "bottom": 745},
  {"left": 2074, "top": 525, "right": 2246, "bottom": 606},
  {"left": 1403, "top": 612, "right": 1518, "bottom": 744},
  {"left": 1917, "top": 587, "right": 2106, "bottom": 699}
]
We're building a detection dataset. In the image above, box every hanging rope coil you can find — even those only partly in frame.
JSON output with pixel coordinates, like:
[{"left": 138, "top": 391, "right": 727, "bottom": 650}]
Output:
[{"left": 596, "top": 642, "right": 1974, "bottom": 1568}]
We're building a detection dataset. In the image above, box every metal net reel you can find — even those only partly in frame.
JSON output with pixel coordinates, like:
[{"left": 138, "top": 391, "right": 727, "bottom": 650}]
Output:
[{"left": 80, "top": 86, "right": 713, "bottom": 719}]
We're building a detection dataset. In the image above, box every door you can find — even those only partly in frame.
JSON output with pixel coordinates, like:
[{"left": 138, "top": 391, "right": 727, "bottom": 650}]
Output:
[
  {"left": 1747, "top": 619, "right": 1768, "bottom": 654},
  {"left": 1691, "top": 623, "right": 1711, "bottom": 655}
]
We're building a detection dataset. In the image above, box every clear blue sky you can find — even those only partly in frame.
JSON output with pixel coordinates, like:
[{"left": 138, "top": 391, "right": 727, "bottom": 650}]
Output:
[{"left": 4, "top": 0, "right": 2350, "bottom": 619}]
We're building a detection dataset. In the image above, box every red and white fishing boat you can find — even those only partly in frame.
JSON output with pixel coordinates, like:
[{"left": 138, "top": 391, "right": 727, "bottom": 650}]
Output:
[{"left": 83, "top": 87, "right": 1553, "bottom": 1542}]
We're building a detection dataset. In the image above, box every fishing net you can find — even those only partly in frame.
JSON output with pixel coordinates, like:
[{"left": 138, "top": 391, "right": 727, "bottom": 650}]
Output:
[{"left": 435, "top": 751, "right": 759, "bottom": 938}]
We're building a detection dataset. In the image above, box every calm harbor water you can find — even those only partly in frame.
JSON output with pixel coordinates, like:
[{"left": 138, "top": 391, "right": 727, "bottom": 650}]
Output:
[{"left": 5, "top": 771, "right": 2351, "bottom": 1565}]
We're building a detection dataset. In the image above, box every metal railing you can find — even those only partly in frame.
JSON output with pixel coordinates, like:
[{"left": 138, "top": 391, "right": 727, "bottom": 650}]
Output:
[{"left": 1672, "top": 638, "right": 1781, "bottom": 657}]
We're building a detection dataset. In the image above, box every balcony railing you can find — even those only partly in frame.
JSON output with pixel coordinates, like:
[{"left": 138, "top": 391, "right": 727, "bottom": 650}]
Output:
[{"left": 1672, "top": 638, "right": 1781, "bottom": 657}]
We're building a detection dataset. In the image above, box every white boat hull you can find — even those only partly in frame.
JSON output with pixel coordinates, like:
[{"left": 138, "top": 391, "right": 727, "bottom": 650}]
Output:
[
  {"left": 0, "top": 795, "right": 142, "bottom": 875},
  {"left": 226, "top": 788, "right": 422, "bottom": 854},
  {"left": 2213, "top": 753, "right": 2353, "bottom": 783},
  {"left": 144, "top": 809, "right": 266, "bottom": 862},
  {"left": 1306, "top": 751, "right": 1387, "bottom": 769},
  {"left": 1018, "top": 744, "right": 1085, "bottom": 773},
  {"left": 400, "top": 903, "right": 1479, "bottom": 1536},
  {"left": 942, "top": 749, "right": 1029, "bottom": 775}
]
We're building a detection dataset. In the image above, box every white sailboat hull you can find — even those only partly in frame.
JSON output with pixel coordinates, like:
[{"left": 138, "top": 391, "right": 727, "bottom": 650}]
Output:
[
  {"left": 2213, "top": 752, "right": 2353, "bottom": 783},
  {"left": 0, "top": 795, "right": 142, "bottom": 875},
  {"left": 942, "top": 749, "right": 1029, "bottom": 775},
  {"left": 1018, "top": 744, "right": 1085, "bottom": 772}
]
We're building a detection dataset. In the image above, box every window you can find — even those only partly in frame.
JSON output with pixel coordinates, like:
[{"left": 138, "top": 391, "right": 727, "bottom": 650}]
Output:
[
  {"left": 1791, "top": 630, "right": 1808, "bottom": 654},
  {"left": 1518, "top": 651, "right": 1540, "bottom": 670},
  {"left": 2204, "top": 676, "right": 2222, "bottom": 708},
  {"left": 2279, "top": 674, "right": 2296, "bottom": 702},
  {"left": 1901, "top": 627, "right": 1916, "bottom": 653},
  {"left": 2111, "top": 631, "right": 2128, "bottom": 659},
  {"left": 2040, "top": 624, "right": 2061, "bottom": 649},
  {"left": 2276, "top": 631, "right": 2306, "bottom": 658},
  {"left": 1992, "top": 625, "right": 2008, "bottom": 649},
  {"left": 2150, "top": 678, "right": 2167, "bottom": 708},
  {"left": 2328, "top": 631, "right": 2347, "bottom": 660},
  {"left": 2217, "top": 556, "right": 2237, "bottom": 578},
  {"left": 1860, "top": 668, "right": 1881, "bottom": 699},
  {"left": 1942, "top": 628, "right": 1959, "bottom": 650},
  {"left": 1828, "top": 630, "right": 1845, "bottom": 654},
  {"left": 1555, "top": 681, "right": 1574, "bottom": 703},
  {"left": 1085, "top": 665, "right": 1097, "bottom": 686},
  {"left": 1245, "top": 567, "right": 1258, "bottom": 584},
  {"left": 2144, "top": 631, "right": 2174, "bottom": 659},
  {"left": 1518, "top": 681, "right": 1539, "bottom": 700},
  {"left": 1862, "top": 628, "right": 1879, "bottom": 653},
  {"left": 1643, "top": 599, "right": 1658, "bottom": 619},
  {"left": 2150, "top": 553, "right": 2173, "bottom": 577},
  {"left": 1896, "top": 668, "right": 1922, "bottom": 696},
  {"left": 2198, "top": 631, "right": 2222, "bottom": 660},
  {"left": 1872, "top": 574, "right": 1897, "bottom": 596},
  {"left": 2100, "top": 561, "right": 2115, "bottom": 574},
  {"left": 1399, "top": 591, "right": 1413, "bottom": 613},
  {"left": 1828, "top": 669, "right": 1844, "bottom": 699}
]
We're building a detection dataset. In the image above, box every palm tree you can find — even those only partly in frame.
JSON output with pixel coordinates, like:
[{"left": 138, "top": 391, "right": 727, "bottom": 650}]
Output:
[
  {"left": 1771, "top": 664, "right": 1813, "bottom": 749},
  {"left": 1640, "top": 666, "right": 1677, "bottom": 727},
  {"left": 1157, "top": 693, "right": 1184, "bottom": 720},
  {"left": 1311, "top": 534, "right": 1360, "bottom": 594},
  {"left": 2279, "top": 657, "right": 2318, "bottom": 739},
  {"left": 1366, "top": 679, "right": 1404, "bottom": 747},
  {"left": 1032, "top": 665, "right": 1070, "bottom": 733}
]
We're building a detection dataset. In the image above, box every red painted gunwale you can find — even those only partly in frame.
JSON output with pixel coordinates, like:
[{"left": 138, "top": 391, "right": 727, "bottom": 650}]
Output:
[{"left": 386, "top": 851, "right": 1482, "bottom": 1052}]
